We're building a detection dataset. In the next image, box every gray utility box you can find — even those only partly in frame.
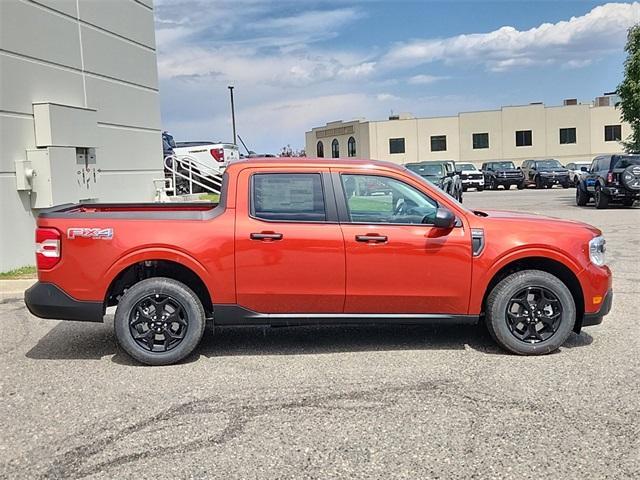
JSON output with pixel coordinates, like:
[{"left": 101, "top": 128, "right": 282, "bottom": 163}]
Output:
[
  {"left": 26, "top": 147, "right": 99, "bottom": 209},
  {"left": 18, "top": 102, "right": 100, "bottom": 208}
]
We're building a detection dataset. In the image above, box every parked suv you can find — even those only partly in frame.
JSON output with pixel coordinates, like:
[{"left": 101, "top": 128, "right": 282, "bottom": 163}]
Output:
[
  {"left": 566, "top": 161, "right": 591, "bottom": 186},
  {"left": 405, "top": 161, "right": 462, "bottom": 202},
  {"left": 481, "top": 161, "right": 525, "bottom": 190},
  {"left": 457, "top": 163, "right": 484, "bottom": 191},
  {"left": 521, "top": 159, "right": 571, "bottom": 189},
  {"left": 576, "top": 154, "right": 640, "bottom": 208}
]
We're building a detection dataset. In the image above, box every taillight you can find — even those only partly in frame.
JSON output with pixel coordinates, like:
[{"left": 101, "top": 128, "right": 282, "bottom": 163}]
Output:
[
  {"left": 210, "top": 148, "right": 225, "bottom": 162},
  {"left": 36, "top": 228, "right": 61, "bottom": 270},
  {"left": 607, "top": 172, "right": 615, "bottom": 184}
]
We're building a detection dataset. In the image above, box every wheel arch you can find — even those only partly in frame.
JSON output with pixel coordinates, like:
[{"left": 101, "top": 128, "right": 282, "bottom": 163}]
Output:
[
  {"left": 479, "top": 256, "right": 585, "bottom": 332},
  {"left": 104, "top": 256, "right": 214, "bottom": 316}
]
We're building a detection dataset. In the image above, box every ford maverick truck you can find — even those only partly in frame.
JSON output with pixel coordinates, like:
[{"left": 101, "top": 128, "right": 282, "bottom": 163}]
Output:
[{"left": 25, "top": 158, "right": 612, "bottom": 365}]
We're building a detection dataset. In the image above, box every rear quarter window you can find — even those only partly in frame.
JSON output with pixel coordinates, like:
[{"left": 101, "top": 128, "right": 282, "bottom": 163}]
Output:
[{"left": 613, "top": 156, "right": 640, "bottom": 169}]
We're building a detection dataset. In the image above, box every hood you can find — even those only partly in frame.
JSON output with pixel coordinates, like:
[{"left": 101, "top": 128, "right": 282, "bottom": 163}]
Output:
[
  {"left": 477, "top": 209, "right": 601, "bottom": 235},
  {"left": 538, "top": 168, "right": 569, "bottom": 173},
  {"left": 493, "top": 168, "right": 521, "bottom": 174}
]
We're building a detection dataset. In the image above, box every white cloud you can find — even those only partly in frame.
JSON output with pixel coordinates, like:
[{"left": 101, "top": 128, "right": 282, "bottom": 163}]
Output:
[
  {"left": 407, "top": 74, "right": 447, "bottom": 85},
  {"left": 384, "top": 2, "right": 640, "bottom": 71}
]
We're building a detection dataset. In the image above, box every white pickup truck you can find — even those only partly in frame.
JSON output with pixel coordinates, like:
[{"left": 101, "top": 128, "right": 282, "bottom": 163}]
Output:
[{"left": 174, "top": 141, "right": 240, "bottom": 176}]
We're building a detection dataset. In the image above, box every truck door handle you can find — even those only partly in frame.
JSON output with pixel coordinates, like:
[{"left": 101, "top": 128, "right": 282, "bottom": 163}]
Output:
[
  {"left": 250, "top": 232, "right": 283, "bottom": 241},
  {"left": 355, "top": 234, "right": 387, "bottom": 243}
]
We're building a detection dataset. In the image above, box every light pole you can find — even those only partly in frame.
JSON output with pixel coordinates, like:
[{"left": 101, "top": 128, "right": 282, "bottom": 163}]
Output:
[{"left": 228, "top": 85, "right": 237, "bottom": 145}]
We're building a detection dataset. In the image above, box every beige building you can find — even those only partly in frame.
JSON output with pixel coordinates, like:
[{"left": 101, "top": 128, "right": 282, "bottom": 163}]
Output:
[
  {"left": 305, "top": 95, "right": 628, "bottom": 167},
  {"left": 0, "top": 0, "right": 163, "bottom": 271}
]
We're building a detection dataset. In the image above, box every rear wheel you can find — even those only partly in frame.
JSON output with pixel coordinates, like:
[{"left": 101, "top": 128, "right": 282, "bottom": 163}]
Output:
[
  {"left": 114, "top": 277, "right": 206, "bottom": 365},
  {"left": 477, "top": 186, "right": 484, "bottom": 192},
  {"left": 594, "top": 186, "right": 609, "bottom": 209},
  {"left": 490, "top": 178, "right": 497, "bottom": 190},
  {"left": 485, "top": 270, "right": 575, "bottom": 355},
  {"left": 576, "top": 185, "right": 589, "bottom": 206}
]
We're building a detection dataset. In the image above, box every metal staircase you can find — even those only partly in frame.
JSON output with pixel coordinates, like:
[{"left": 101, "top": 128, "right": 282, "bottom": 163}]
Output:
[{"left": 159, "top": 154, "right": 223, "bottom": 200}]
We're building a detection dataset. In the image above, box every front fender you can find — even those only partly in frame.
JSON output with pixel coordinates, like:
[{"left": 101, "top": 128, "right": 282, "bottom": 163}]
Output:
[{"left": 468, "top": 247, "right": 585, "bottom": 314}]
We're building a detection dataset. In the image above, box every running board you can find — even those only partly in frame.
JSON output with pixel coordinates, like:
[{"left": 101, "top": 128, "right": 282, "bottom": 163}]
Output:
[{"left": 213, "top": 305, "right": 479, "bottom": 327}]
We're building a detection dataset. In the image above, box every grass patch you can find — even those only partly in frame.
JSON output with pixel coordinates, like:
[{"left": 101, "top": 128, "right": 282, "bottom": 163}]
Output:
[
  {"left": 348, "top": 195, "right": 392, "bottom": 212},
  {"left": 0, "top": 265, "right": 37, "bottom": 279},
  {"left": 199, "top": 193, "right": 220, "bottom": 202}
]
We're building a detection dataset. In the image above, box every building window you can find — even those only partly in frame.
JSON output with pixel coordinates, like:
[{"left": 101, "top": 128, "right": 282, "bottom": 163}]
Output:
[
  {"left": 331, "top": 139, "right": 340, "bottom": 158},
  {"left": 515, "top": 130, "right": 532, "bottom": 147},
  {"left": 316, "top": 141, "right": 324, "bottom": 158},
  {"left": 389, "top": 138, "right": 405, "bottom": 154},
  {"left": 430, "top": 135, "right": 447, "bottom": 152},
  {"left": 604, "top": 125, "right": 622, "bottom": 142},
  {"left": 559, "top": 128, "right": 576, "bottom": 144},
  {"left": 472, "top": 133, "right": 489, "bottom": 149},
  {"left": 347, "top": 136, "right": 356, "bottom": 157}
]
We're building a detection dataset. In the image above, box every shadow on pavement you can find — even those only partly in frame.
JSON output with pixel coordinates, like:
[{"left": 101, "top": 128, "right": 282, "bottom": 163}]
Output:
[{"left": 25, "top": 318, "right": 594, "bottom": 364}]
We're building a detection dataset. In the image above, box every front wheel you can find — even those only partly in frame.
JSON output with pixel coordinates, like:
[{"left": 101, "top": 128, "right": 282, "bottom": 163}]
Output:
[
  {"left": 477, "top": 186, "right": 484, "bottom": 192},
  {"left": 485, "top": 270, "right": 576, "bottom": 355},
  {"left": 576, "top": 186, "right": 589, "bottom": 206},
  {"left": 535, "top": 176, "right": 543, "bottom": 189},
  {"left": 517, "top": 182, "right": 524, "bottom": 190},
  {"left": 114, "top": 277, "right": 206, "bottom": 365}
]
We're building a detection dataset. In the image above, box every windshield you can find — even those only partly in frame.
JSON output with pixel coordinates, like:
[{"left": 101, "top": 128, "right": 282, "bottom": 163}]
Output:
[
  {"left": 612, "top": 156, "right": 640, "bottom": 169},
  {"left": 487, "top": 162, "right": 516, "bottom": 170},
  {"left": 536, "top": 160, "right": 563, "bottom": 169},
  {"left": 403, "top": 167, "right": 470, "bottom": 210},
  {"left": 457, "top": 163, "right": 476, "bottom": 171},
  {"left": 405, "top": 163, "right": 444, "bottom": 177}
]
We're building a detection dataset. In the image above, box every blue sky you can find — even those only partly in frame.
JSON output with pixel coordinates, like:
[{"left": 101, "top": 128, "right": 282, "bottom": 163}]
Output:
[{"left": 154, "top": 1, "right": 639, "bottom": 153}]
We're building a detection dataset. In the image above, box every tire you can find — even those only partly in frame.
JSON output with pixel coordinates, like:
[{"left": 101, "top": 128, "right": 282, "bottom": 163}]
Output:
[
  {"left": 477, "top": 186, "right": 484, "bottom": 192},
  {"left": 535, "top": 176, "right": 543, "bottom": 189},
  {"left": 562, "top": 183, "right": 570, "bottom": 189},
  {"left": 462, "top": 185, "right": 468, "bottom": 192},
  {"left": 594, "top": 186, "right": 609, "bottom": 209},
  {"left": 576, "top": 185, "right": 589, "bottom": 206},
  {"left": 489, "top": 178, "right": 497, "bottom": 190},
  {"left": 485, "top": 270, "right": 576, "bottom": 355},
  {"left": 622, "top": 198, "right": 635, "bottom": 207},
  {"left": 114, "top": 277, "right": 206, "bottom": 366},
  {"left": 517, "top": 182, "right": 524, "bottom": 190}
]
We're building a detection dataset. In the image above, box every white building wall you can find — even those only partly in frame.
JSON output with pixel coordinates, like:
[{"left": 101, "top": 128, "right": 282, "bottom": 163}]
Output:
[
  {"left": 0, "top": 0, "right": 162, "bottom": 271},
  {"left": 306, "top": 102, "right": 627, "bottom": 167}
]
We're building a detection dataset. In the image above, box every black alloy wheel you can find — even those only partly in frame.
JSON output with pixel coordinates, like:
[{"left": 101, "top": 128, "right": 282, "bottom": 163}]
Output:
[
  {"left": 505, "top": 286, "right": 562, "bottom": 344},
  {"left": 129, "top": 294, "right": 188, "bottom": 352}
]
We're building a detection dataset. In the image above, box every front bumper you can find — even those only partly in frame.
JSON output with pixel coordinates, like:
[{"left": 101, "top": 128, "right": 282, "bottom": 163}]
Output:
[
  {"left": 24, "top": 282, "right": 104, "bottom": 322},
  {"left": 582, "top": 289, "right": 613, "bottom": 327},
  {"left": 539, "top": 175, "right": 570, "bottom": 185}
]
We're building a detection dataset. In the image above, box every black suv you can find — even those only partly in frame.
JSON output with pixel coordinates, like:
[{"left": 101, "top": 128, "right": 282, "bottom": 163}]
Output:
[
  {"left": 521, "top": 159, "right": 571, "bottom": 189},
  {"left": 405, "top": 161, "right": 462, "bottom": 202},
  {"left": 481, "top": 161, "right": 525, "bottom": 190},
  {"left": 576, "top": 154, "right": 640, "bottom": 208}
]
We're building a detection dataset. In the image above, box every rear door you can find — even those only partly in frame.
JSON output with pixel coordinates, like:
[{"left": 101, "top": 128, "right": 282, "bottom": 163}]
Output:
[
  {"left": 334, "top": 169, "right": 472, "bottom": 314},
  {"left": 234, "top": 167, "right": 345, "bottom": 313}
]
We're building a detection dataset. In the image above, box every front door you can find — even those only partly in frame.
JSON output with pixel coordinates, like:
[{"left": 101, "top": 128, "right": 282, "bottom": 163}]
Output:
[
  {"left": 235, "top": 168, "right": 345, "bottom": 313},
  {"left": 335, "top": 171, "right": 472, "bottom": 314}
]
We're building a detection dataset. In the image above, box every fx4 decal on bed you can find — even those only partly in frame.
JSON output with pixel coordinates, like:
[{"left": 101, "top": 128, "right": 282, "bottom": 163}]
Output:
[{"left": 67, "top": 228, "right": 114, "bottom": 240}]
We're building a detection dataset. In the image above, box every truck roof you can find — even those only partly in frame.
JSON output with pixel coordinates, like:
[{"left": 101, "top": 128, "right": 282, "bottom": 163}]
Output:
[{"left": 227, "top": 157, "right": 404, "bottom": 172}]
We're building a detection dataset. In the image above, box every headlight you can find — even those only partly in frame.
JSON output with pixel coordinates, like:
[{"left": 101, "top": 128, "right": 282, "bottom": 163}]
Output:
[{"left": 589, "top": 235, "right": 606, "bottom": 266}]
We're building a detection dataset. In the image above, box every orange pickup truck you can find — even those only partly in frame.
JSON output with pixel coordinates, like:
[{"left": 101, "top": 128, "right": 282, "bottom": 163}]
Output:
[{"left": 25, "top": 158, "right": 612, "bottom": 365}]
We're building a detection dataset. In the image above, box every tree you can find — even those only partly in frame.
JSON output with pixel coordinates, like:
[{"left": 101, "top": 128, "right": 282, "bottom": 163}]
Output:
[
  {"left": 279, "top": 145, "right": 306, "bottom": 157},
  {"left": 618, "top": 24, "right": 640, "bottom": 152}
]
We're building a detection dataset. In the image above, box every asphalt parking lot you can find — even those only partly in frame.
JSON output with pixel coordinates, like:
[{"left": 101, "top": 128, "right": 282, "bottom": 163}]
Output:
[{"left": 1, "top": 188, "right": 639, "bottom": 479}]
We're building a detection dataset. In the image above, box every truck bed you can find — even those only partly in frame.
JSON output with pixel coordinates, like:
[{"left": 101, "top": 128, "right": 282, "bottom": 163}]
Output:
[{"left": 38, "top": 202, "right": 221, "bottom": 220}]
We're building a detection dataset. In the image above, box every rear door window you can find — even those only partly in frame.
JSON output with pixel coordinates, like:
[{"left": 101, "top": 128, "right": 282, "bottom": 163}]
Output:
[{"left": 251, "top": 173, "right": 326, "bottom": 222}]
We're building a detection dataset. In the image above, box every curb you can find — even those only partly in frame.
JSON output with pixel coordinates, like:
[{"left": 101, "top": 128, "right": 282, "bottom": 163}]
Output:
[{"left": 0, "top": 279, "right": 36, "bottom": 301}]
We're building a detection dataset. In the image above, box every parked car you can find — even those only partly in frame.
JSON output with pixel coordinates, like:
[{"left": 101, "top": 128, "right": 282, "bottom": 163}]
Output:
[
  {"left": 481, "top": 161, "right": 525, "bottom": 190},
  {"left": 521, "top": 159, "right": 571, "bottom": 189},
  {"left": 162, "top": 131, "right": 175, "bottom": 158},
  {"left": 174, "top": 141, "right": 240, "bottom": 177},
  {"left": 25, "top": 158, "right": 611, "bottom": 365},
  {"left": 405, "top": 161, "right": 462, "bottom": 202},
  {"left": 566, "top": 161, "right": 592, "bottom": 186},
  {"left": 456, "top": 163, "right": 484, "bottom": 191},
  {"left": 576, "top": 154, "right": 640, "bottom": 208}
]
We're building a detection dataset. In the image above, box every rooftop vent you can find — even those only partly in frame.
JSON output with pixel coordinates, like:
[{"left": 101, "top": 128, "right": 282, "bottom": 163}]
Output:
[
  {"left": 563, "top": 98, "right": 578, "bottom": 106},
  {"left": 595, "top": 96, "right": 611, "bottom": 107},
  {"left": 388, "top": 115, "right": 400, "bottom": 120}
]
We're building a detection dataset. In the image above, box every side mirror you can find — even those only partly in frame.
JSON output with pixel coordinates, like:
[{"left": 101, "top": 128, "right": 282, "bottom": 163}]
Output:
[
  {"left": 580, "top": 166, "right": 588, "bottom": 172},
  {"left": 431, "top": 207, "right": 456, "bottom": 229}
]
